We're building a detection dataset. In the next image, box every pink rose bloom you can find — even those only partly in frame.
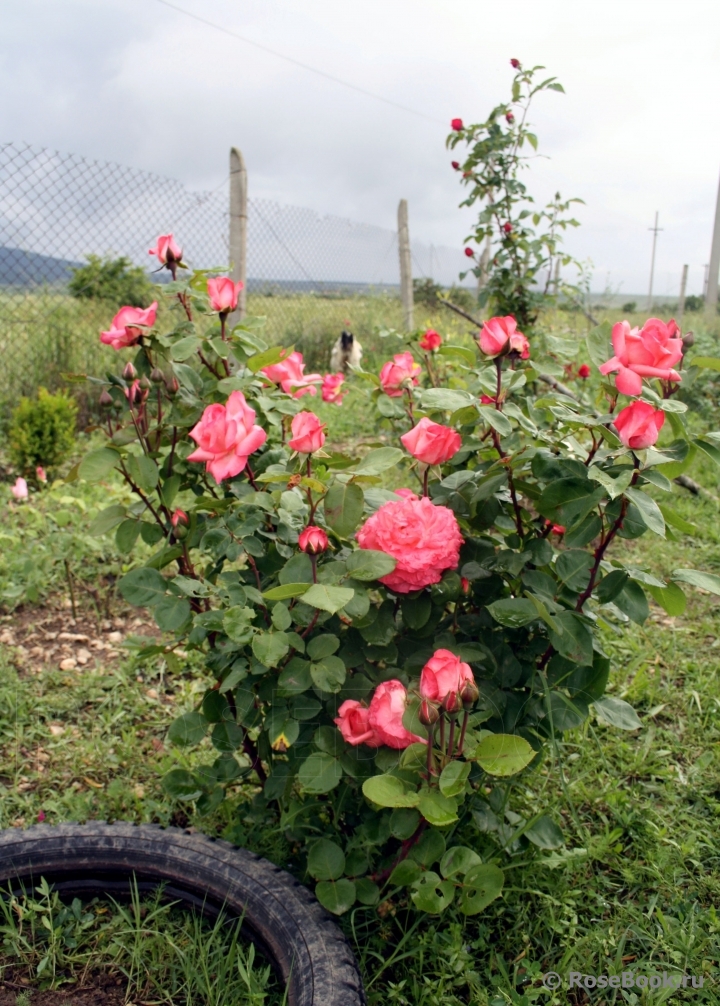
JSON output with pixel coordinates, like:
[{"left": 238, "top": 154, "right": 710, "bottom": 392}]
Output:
[
  {"left": 187, "top": 391, "right": 267, "bottom": 483},
  {"left": 170, "top": 508, "right": 188, "bottom": 528},
  {"left": 451, "top": 118, "right": 464, "bottom": 131},
  {"left": 288, "top": 411, "right": 326, "bottom": 453},
  {"left": 36, "top": 466, "right": 47, "bottom": 483},
  {"left": 298, "top": 525, "right": 328, "bottom": 554},
  {"left": 394, "top": 488, "right": 418, "bottom": 501},
  {"left": 321, "top": 373, "right": 346, "bottom": 404},
  {"left": 479, "top": 315, "right": 528, "bottom": 358},
  {"left": 356, "top": 495, "right": 463, "bottom": 594},
  {"left": 401, "top": 417, "right": 462, "bottom": 466},
  {"left": 368, "top": 680, "right": 425, "bottom": 749},
  {"left": 613, "top": 399, "right": 665, "bottom": 450},
  {"left": 260, "top": 351, "right": 322, "bottom": 398},
  {"left": 100, "top": 302, "right": 158, "bottom": 350},
  {"left": 148, "top": 233, "right": 182, "bottom": 265},
  {"left": 334, "top": 700, "right": 381, "bottom": 747},
  {"left": 207, "top": 277, "right": 243, "bottom": 313},
  {"left": 419, "top": 329, "right": 442, "bottom": 352},
  {"left": 379, "top": 352, "right": 421, "bottom": 397},
  {"left": 420, "top": 649, "right": 474, "bottom": 702},
  {"left": 599, "top": 318, "right": 683, "bottom": 396},
  {"left": 11, "top": 477, "right": 28, "bottom": 500}
]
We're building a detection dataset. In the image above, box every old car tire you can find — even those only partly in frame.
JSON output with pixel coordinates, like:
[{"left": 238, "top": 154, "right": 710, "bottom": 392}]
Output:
[{"left": 0, "top": 821, "right": 366, "bottom": 1006}]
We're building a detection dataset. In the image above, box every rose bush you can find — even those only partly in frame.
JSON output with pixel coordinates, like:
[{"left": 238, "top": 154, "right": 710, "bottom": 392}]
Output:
[{"left": 79, "top": 244, "right": 720, "bottom": 919}]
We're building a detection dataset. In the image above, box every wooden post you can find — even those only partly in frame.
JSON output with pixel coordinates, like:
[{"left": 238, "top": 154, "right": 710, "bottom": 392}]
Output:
[
  {"left": 706, "top": 167, "right": 720, "bottom": 316},
  {"left": 229, "top": 147, "right": 248, "bottom": 324},
  {"left": 397, "top": 199, "right": 413, "bottom": 330},
  {"left": 678, "top": 264, "right": 689, "bottom": 321},
  {"left": 647, "top": 211, "right": 662, "bottom": 311}
]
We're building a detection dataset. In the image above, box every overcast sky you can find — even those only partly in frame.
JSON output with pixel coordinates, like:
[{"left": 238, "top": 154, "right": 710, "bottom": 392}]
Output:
[{"left": 2, "top": 0, "right": 720, "bottom": 295}]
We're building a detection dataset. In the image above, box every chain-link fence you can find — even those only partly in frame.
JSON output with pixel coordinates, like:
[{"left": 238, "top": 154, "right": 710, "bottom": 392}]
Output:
[{"left": 0, "top": 141, "right": 473, "bottom": 412}]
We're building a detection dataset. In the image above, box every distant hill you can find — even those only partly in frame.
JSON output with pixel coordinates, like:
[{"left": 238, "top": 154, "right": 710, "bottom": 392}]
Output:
[{"left": 0, "top": 246, "right": 82, "bottom": 286}]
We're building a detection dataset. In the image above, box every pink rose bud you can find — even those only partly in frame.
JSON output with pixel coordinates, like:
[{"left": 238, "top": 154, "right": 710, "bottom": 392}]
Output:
[
  {"left": 461, "top": 576, "right": 471, "bottom": 594},
  {"left": 36, "top": 466, "right": 47, "bottom": 483},
  {"left": 165, "top": 376, "right": 180, "bottom": 396},
  {"left": 123, "top": 362, "right": 137, "bottom": 381},
  {"left": 124, "top": 380, "right": 143, "bottom": 405},
  {"left": 379, "top": 352, "right": 421, "bottom": 398},
  {"left": 394, "top": 488, "right": 418, "bottom": 500},
  {"left": 298, "top": 525, "right": 329, "bottom": 554},
  {"left": 479, "top": 315, "right": 525, "bottom": 358},
  {"left": 321, "top": 373, "right": 346, "bottom": 404},
  {"left": 578, "top": 363, "right": 591, "bottom": 379},
  {"left": 420, "top": 649, "right": 475, "bottom": 703},
  {"left": 599, "top": 318, "right": 683, "bottom": 397},
  {"left": 101, "top": 303, "right": 158, "bottom": 351},
  {"left": 451, "top": 118, "right": 464, "bottom": 131},
  {"left": 334, "top": 700, "right": 380, "bottom": 747},
  {"left": 150, "top": 367, "right": 165, "bottom": 383},
  {"left": 442, "top": 690, "right": 462, "bottom": 716},
  {"left": 682, "top": 332, "right": 694, "bottom": 350},
  {"left": 207, "top": 276, "right": 243, "bottom": 314},
  {"left": 288, "top": 411, "right": 326, "bottom": 453},
  {"left": 11, "top": 477, "right": 28, "bottom": 500},
  {"left": 451, "top": 160, "right": 460, "bottom": 170},
  {"left": 419, "top": 329, "right": 442, "bottom": 352},
  {"left": 401, "top": 417, "right": 462, "bottom": 466},
  {"left": 506, "top": 111, "right": 515, "bottom": 123},
  {"left": 171, "top": 508, "right": 188, "bottom": 528},
  {"left": 460, "top": 679, "right": 479, "bottom": 708},
  {"left": 480, "top": 394, "right": 496, "bottom": 405},
  {"left": 510, "top": 58, "right": 521, "bottom": 69},
  {"left": 148, "top": 233, "right": 182, "bottom": 265},
  {"left": 462, "top": 171, "right": 472, "bottom": 178},
  {"left": 99, "top": 389, "right": 114, "bottom": 408},
  {"left": 419, "top": 698, "right": 440, "bottom": 727},
  {"left": 260, "top": 351, "right": 322, "bottom": 399},
  {"left": 188, "top": 391, "right": 267, "bottom": 483},
  {"left": 368, "top": 680, "right": 426, "bottom": 749},
  {"left": 613, "top": 399, "right": 666, "bottom": 450},
  {"left": 503, "top": 222, "right": 513, "bottom": 234},
  {"left": 37, "top": 810, "right": 46, "bottom": 822},
  {"left": 464, "top": 247, "right": 474, "bottom": 257},
  {"left": 552, "top": 524, "right": 566, "bottom": 535}
]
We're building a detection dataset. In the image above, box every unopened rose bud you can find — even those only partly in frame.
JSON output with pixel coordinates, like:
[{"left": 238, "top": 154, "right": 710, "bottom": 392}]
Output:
[
  {"left": 464, "top": 247, "right": 474, "bottom": 258},
  {"left": 123, "top": 362, "right": 137, "bottom": 381},
  {"left": 165, "top": 376, "right": 180, "bottom": 396},
  {"left": 419, "top": 699, "right": 440, "bottom": 728},
  {"left": 461, "top": 576, "right": 471, "bottom": 595},
  {"left": 36, "top": 466, "right": 47, "bottom": 483},
  {"left": 578, "top": 363, "right": 591, "bottom": 379},
  {"left": 298, "top": 525, "right": 329, "bottom": 555},
  {"left": 461, "top": 680, "right": 479, "bottom": 709},
  {"left": 510, "top": 58, "right": 521, "bottom": 69},
  {"left": 503, "top": 222, "right": 513, "bottom": 234},
  {"left": 443, "top": 690, "right": 461, "bottom": 716},
  {"left": 451, "top": 117, "right": 463, "bottom": 131},
  {"left": 150, "top": 367, "right": 165, "bottom": 384},
  {"left": 505, "top": 111, "right": 515, "bottom": 123},
  {"left": 451, "top": 160, "right": 460, "bottom": 170},
  {"left": 139, "top": 376, "right": 151, "bottom": 390},
  {"left": 171, "top": 508, "right": 188, "bottom": 528},
  {"left": 682, "top": 331, "right": 694, "bottom": 350},
  {"left": 99, "top": 389, "right": 114, "bottom": 408}
]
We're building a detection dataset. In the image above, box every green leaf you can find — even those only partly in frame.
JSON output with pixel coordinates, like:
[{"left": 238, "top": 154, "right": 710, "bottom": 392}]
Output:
[
  {"left": 389, "top": 807, "right": 421, "bottom": 839},
  {"left": 89, "top": 504, "right": 126, "bottom": 536},
  {"left": 223, "top": 606, "right": 256, "bottom": 644},
  {"left": 252, "top": 631, "right": 290, "bottom": 668},
  {"left": 168, "top": 712, "right": 208, "bottom": 747},
  {"left": 346, "top": 549, "right": 397, "bottom": 582},
  {"left": 596, "top": 569, "right": 629, "bottom": 603},
  {"left": 310, "top": 654, "right": 346, "bottom": 693},
  {"left": 307, "top": 838, "right": 345, "bottom": 881},
  {"left": 354, "top": 878, "right": 380, "bottom": 906},
  {"left": 169, "top": 334, "right": 201, "bottom": 361},
  {"left": 586, "top": 320, "right": 612, "bottom": 368},
  {"left": 548, "top": 611, "right": 593, "bottom": 665},
  {"left": 116, "top": 519, "right": 141, "bottom": 554},
  {"left": 421, "top": 388, "right": 474, "bottom": 412},
  {"left": 125, "top": 454, "right": 159, "bottom": 493},
  {"left": 278, "top": 657, "right": 313, "bottom": 694},
  {"left": 593, "top": 696, "right": 642, "bottom": 731},
  {"left": 79, "top": 447, "right": 120, "bottom": 482},
  {"left": 315, "top": 879, "right": 356, "bottom": 916},
  {"left": 555, "top": 549, "right": 593, "bottom": 590},
  {"left": 271, "top": 602, "right": 292, "bottom": 631},
  {"left": 658, "top": 504, "right": 697, "bottom": 535},
  {"left": 614, "top": 580, "right": 649, "bottom": 625},
  {"left": 486, "top": 598, "right": 537, "bottom": 628},
  {"left": 162, "top": 769, "right": 202, "bottom": 801},
  {"left": 362, "top": 774, "right": 420, "bottom": 808},
  {"left": 538, "top": 479, "right": 605, "bottom": 527},
  {"left": 438, "top": 760, "right": 471, "bottom": 798},
  {"left": 302, "top": 583, "right": 355, "bottom": 614},
  {"left": 457, "top": 863, "right": 504, "bottom": 915},
  {"left": 263, "top": 583, "right": 310, "bottom": 600},
  {"left": 211, "top": 720, "right": 244, "bottom": 752},
  {"left": 478, "top": 406, "right": 512, "bottom": 437},
  {"left": 388, "top": 859, "right": 422, "bottom": 886},
  {"left": 475, "top": 734, "right": 535, "bottom": 777},
  {"left": 410, "top": 871, "right": 454, "bottom": 914},
  {"left": 323, "top": 481, "right": 364, "bottom": 538},
  {"left": 401, "top": 593, "right": 432, "bottom": 630},
  {"left": 353, "top": 447, "right": 405, "bottom": 475},
  {"left": 526, "top": 815, "right": 564, "bottom": 850},
  {"left": 645, "top": 581, "right": 687, "bottom": 616},
  {"left": 689, "top": 355, "right": 720, "bottom": 371},
  {"left": 118, "top": 567, "right": 168, "bottom": 607},
  {"left": 438, "top": 344, "right": 477, "bottom": 366},
  {"left": 306, "top": 633, "right": 340, "bottom": 660},
  {"left": 439, "top": 846, "right": 482, "bottom": 879},
  {"left": 417, "top": 789, "right": 459, "bottom": 826},
  {"left": 154, "top": 595, "right": 191, "bottom": 631},
  {"left": 671, "top": 568, "right": 720, "bottom": 596},
  {"left": 298, "top": 752, "right": 343, "bottom": 793},
  {"left": 624, "top": 488, "right": 665, "bottom": 537},
  {"left": 246, "top": 345, "right": 293, "bottom": 373}
]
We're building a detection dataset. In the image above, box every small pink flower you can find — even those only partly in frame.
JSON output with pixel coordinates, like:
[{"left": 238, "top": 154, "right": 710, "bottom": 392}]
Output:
[
  {"left": 461, "top": 576, "right": 471, "bottom": 594},
  {"left": 419, "top": 329, "right": 442, "bottom": 352},
  {"left": 420, "top": 649, "right": 474, "bottom": 703},
  {"left": 451, "top": 118, "right": 464, "bottom": 131},
  {"left": 401, "top": 418, "right": 462, "bottom": 466},
  {"left": 509, "top": 331, "right": 530, "bottom": 359},
  {"left": 148, "top": 233, "right": 182, "bottom": 265},
  {"left": 451, "top": 160, "right": 460, "bottom": 170},
  {"left": 11, "top": 477, "right": 28, "bottom": 500},
  {"left": 578, "top": 363, "right": 591, "bottom": 379},
  {"left": 321, "top": 373, "right": 346, "bottom": 404},
  {"left": 379, "top": 353, "right": 421, "bottom": 398},
  {"left": 368, "top": 680, "right": 425, "bottom": 749},
  {"left": 503, "top": 222, "right": 513, "bottom": 234},
  {"left": 187, "top": 391, "right": 267, "bottom": 483},
  {"left": 207, "top": 277, "right": 243, "bottom": 313},
  {"left": 288, "top": 412, "right": 326, "bottom": 453},
  {"left": 298, "top": 525, "right": 328, "bottom": 554},
  {"left": 613, "top": 400, "right": 665, "bottom": 450},
  {"left": 599, "top": 318, "right": 683, "bottom": 396},
  {"left": 260, "top": 351, "right": 322, "bottom": 399},
  {"left": 464, "top": 247, "right": 475, "bottom": 258},
  {"left": 36, "top": 466, "right": 47, "bottom": 483},
  {"left": 100, "top": 302, "right": 158, "bottom": 350},
  {"left": 334, "top": 700, "right": 380, "bottom": 747},
  {"left": 37, "top": 810, "right": 46, "bottom": 823},
  {"left": 479, "top": 315, "right": 528, "bottom": 358},
  {"left": 124, "top": 380, "right": 148, "bottom": 405},
  {"left": 510, "top": 58, "right": 521, "bottom": 69},
  {"left": 506, "top": 111, "right": 515, "bottom": 123},
  {"left": 480, "top": 394, "right": 496, "bottom": 405},
  {"left": 171, "top": 509, "right": 188, "bottom": 528}
]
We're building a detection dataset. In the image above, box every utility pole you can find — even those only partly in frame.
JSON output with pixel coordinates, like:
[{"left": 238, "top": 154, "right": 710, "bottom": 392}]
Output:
[
  {"left": 647, "top": 211, "right": 662, "bottom": 312},
  {"left": 706, "top": 167, "right": 720, "bottom": 316},
  {"left": 229, "top": 147, "right": 248, "bottom": 324},
  {"left": 678, "top": 264, "right": 689, "bottom": 322},
  {"left": 397, "top": 199, "right": 413, "bottom": 330}
]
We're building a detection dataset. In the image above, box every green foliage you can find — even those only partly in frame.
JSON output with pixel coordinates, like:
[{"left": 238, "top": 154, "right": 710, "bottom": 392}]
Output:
[
  {"left": 413, "top": 278, "right": 444, "bottom": 309},
  {"left": 8, "top": 387, "right": 77, "bottom": 475},
  {"left": 68, "top": 254, "right": 154, "bottom": 308}
]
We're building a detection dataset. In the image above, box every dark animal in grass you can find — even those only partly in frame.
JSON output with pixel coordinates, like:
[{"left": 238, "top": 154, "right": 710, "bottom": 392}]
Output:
[{"left": 330, "top": 330, "right": 362, "bottom": 373}]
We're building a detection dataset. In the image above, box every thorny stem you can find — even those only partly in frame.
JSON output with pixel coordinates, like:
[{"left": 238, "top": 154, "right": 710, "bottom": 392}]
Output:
[
  {"left": 447, "top": 717, "right": 456, "bottom": 760},
  {"left": 404, "top": 387, "right": 415, "bottom": 427},
  {"left": 371, "top": 819, "right": 428, "bottom": 885},
  {"left": 167, "top": 427, "right": 178, "bottom": 476},
  {"left": 426, "top": 721, "right": 436, "bottom": 778},
  {"left": 301, "top": 609, "right": 320, "bottom": 639},
  {"left": 439, "top": 714, "right": 446, "bottom": 752},
  {"left": 422, "top": 466, "right": 429, "bottom": 498},
  {"left": 491, "top": 430, "right": 524, "bottom": 538},
  {"left": 242, "top": 734, "right": 267, "bottom": 784},
  {"left": 245, "top": 461, "right": 259, "bottom": 491},
  {"left": 310, "top": 554, "right": 318, "bottom": 584},
  {"left": 457, "top": 709, "right": 469, "bottom": 757}
]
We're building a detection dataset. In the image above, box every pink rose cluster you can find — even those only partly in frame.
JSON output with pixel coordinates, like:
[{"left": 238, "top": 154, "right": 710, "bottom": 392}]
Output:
[
  {"left": 356, "top": 495, "right": 463, "bottom": 593},
  {"left": 188, "top": 391, "right": 267, "bottom": 483},
  {"left": 260, "top": 351, "right": 322, "bottom": 398},
  {"left": 478, "top": 316, "right": 530, "bottom": 359},
  {"left": 379, "top": 352, "right": 421, "bottom": 397}
]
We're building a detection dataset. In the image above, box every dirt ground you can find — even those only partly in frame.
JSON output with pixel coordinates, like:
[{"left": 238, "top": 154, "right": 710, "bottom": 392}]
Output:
[{"left": 0, "top": 971, "right": 128, "bottom": 1005}]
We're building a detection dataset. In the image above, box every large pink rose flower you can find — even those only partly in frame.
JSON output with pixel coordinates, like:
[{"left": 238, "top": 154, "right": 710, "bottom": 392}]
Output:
[
  {"left": 334, "top": 700, "right": 381, "bottom": 747},
  {"left": 479, "top": 315, "right": 529, "bottom": 359},
  {"left": 321, "top": 373, "right": 345, "bottom": 404},
  {"left": 288, "top": 411, "right": 326, "bottom": 453},
  {"left": 356, "top": 496, "right": 463, "bottom": 593},
  {"left": 613, "top": 399, "right": 665, "bottom": 450},
  {"left": 148, "top": 233, "right": 182, "bottom": 265},
  {"left": 599, "top": 318, "right": 683, "bottom": 396},
  {"left": 260, "top": 351, "right": 322, "bottom": 398},
  {"left": 401, "top": 417, "right": 462, "bottom": 465},
  {"left": 100, "top": 302, "right": 158, "bottom": 350},
  {"left": 379, "top": 352, "right": 421, "bottom": 397},
  {"left": 187, "top": 391, "right": 267, "bottom": 482},
  {"left": 207, "top": 277, "right": 243, "bottom": 313},
  {"left": 420, "top": 649, "right": 474, "bottom": 702},
  {"left": 368, "top": 680, "right": 425, "bottom": 749}
]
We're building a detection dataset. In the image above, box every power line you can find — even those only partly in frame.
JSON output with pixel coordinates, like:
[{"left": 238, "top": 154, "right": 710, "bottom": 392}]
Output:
[{"left": 152, "top": 0, "right": 446, "bottom": 126}]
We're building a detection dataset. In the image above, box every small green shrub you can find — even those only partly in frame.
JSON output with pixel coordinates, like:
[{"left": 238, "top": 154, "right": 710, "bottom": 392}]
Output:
[
  {"left": 68, "top": 254, "right": 154, "bottom": 308},
  {"left": 8, "top": 387, "right": 77, "bottom": 475}
]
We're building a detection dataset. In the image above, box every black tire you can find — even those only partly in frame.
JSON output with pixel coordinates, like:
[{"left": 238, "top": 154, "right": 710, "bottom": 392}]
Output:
[{"left": 0, "top": 822, "right": 366, "bottom": 1006}]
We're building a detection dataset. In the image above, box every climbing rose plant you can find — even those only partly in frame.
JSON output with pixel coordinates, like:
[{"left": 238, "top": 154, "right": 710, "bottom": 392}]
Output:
[{"left": 80, "top": 240, "right": 720, "bottom": 917}]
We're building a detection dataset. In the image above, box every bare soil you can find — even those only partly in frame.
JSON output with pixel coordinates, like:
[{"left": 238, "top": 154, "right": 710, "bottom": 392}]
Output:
[{"left": 0, "top": 971, "right": 128, "bottom": 1005}]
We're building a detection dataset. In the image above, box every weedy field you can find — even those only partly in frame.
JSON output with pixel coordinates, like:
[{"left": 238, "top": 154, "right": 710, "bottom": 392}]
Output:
[{"left": 0, "top": 304, "right": 719, "bottom": 1005}]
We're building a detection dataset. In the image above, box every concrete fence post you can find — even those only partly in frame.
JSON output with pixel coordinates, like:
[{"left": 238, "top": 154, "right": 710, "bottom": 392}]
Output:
[
  {"left": 397, "top": 199, "right": 413, "bottom": 330},
  {"left": 229, "top": 147, "right": 248, "bottom": 324},
  {"left": 706, "top": 168, "right": 720, "bottom": 317},
  {"left": 678, "top": 264, "right": 689, "bottom": 322}
]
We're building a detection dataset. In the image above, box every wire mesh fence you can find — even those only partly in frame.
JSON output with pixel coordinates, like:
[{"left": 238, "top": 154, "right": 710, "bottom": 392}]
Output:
[{"left": 0, "top": 141, "right": 473, "bottom": 413}]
